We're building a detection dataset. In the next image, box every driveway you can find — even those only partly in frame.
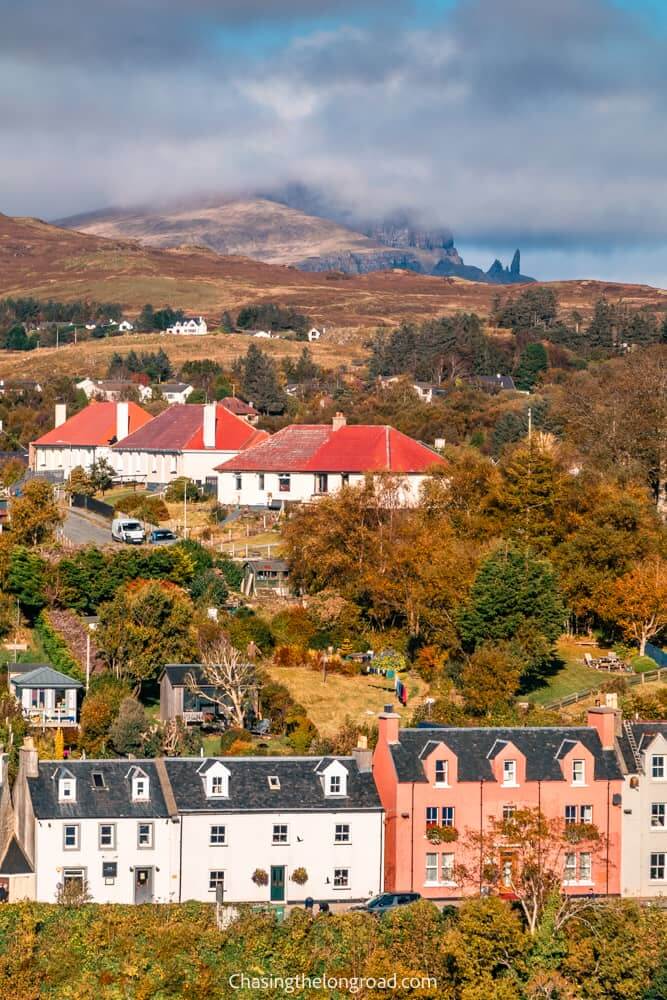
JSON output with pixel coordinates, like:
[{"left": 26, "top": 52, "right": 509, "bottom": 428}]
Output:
[{"left": 61, "top": 508, "right": 112, "bottom": 547}]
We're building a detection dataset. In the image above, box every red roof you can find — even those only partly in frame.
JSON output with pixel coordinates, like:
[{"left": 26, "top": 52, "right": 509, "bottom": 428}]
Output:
[
  {"left": 33, "top": 401, "right": 152, "bottom": 447},
  {"left": 215, "top": 423, "right": 445, "bottom": 474},
  {"left": 111, "top": 404, "right": 268, "bottom": 452},
  {"left": 220, "top": 397, "right": 259, "bottom": 417}
]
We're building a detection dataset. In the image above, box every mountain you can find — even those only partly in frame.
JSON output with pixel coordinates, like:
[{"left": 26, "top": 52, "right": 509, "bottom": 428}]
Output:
[{"left": 58, "top": 197, "right": 533, "bottom": 283}]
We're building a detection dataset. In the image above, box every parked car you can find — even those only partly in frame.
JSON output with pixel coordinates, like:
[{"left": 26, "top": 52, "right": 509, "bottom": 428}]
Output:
[
  {"left": 148, "top": 529, "right": 178, "bottom": 545},
  {"left": 351, "top": 892, "right": 421, "bottom": 916},
  {"left": 250, "top": 719, "right": 270, "bottom": 736},
  {"left": 111, "top": 518, "right": 145, "bottom": 544}
]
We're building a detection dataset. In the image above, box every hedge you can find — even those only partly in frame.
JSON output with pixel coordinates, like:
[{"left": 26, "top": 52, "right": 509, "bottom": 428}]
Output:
[{"left": 34, "top": 611, "right": 85, "bottom": 682}]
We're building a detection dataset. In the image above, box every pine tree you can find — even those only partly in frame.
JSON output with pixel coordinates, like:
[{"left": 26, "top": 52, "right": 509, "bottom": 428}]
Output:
[
  {"left": 238, "top": 344, "right": 286, "bottom": 413},
  {"left": 514, "top": 342, "right": 548, "bottom": 391}
]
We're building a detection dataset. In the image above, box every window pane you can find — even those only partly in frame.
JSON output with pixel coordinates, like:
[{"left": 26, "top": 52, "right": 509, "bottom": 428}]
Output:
[{"left": 425, "top": 853, "right": 437, "bottom": 882}]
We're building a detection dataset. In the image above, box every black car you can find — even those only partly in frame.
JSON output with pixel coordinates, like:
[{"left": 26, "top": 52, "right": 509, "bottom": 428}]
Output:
[
  {"left": 148, "top": 529, "right": 178, "bottom": 545},
  {"left": 351, "top": 891, "right": 421, "bottom": 916}
]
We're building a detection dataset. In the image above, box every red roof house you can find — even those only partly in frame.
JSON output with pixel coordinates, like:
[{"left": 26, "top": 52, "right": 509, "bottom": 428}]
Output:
[
  {"left": 215, "top": 413, "right": 444, "bottom": 507},
  {"left": 111, "top": 403, "right": 268, "bottom": 485}
]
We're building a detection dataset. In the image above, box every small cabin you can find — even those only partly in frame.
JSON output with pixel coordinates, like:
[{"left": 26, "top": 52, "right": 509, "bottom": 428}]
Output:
[
  {"left": 159, "top": 664, "right": 227, "bottom": 726},
  {"left": 241, "top": 559, "right": 291, "bottom": 597},
  {"left": 10, "top": 666, "right": 83, "bottom": 727}
]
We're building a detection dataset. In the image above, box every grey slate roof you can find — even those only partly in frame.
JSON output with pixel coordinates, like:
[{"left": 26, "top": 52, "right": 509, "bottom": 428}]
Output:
[
  {"left": 0, "top": 836, "right": 33, "bottom": 875},
  {"left": 391, "top": 726, "right": 623, "bottom": 783},
  {"left": 617, "top": 722, "right": 667, "bottom": 773},
  {"left": 28, "top": 761, "right": 169, "bottom": 820},
  {"left": 165, "top": 756, "right": 382, "bottom": 813},
  {"left": 161, "top": 664, "right": 206, "bottom": 687},
  {"left": 12, "top": 667, "right": 83, "bottom": 689}
]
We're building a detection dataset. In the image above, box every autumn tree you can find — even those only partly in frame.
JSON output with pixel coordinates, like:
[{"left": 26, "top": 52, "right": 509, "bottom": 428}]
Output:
[
  {"left": 600, "top": 557, "right": 667, "bottom": 655},
  {"left": 187, "top": 635, "right": 257, "bottom": 729},
  {"left": 65, "top": 465, "right": 95, "bottom": 498},
  {"left": 495, "top": 439, "right": 564, "bottom": 552},
  {"left": 10, "top": 479, "right": 62, "bottom": 545},
  {"left": 461, "top": 644, "right": 522, "bottom": 716}
]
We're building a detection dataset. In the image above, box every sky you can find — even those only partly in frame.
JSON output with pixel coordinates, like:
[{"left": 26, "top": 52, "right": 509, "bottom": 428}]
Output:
[{"left": 2, "top": 0, "right": 667, "bottom": 284}]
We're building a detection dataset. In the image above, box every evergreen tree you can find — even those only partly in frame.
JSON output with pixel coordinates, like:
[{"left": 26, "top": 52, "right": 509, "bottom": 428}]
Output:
[
  {"left": 236, "top": 344, "right": 286, "bottom": 413},
  {"left": 497, "top": 442, "right": 561, "bottom": 551},
  {"left": 514, "top": 342, "right": 548, "bottom": 391},
  {"left": 587, "top": 298, "right": 616, "bottom": 352},
  {"left": 137, "top": 304, "right": 155, "bottom": 331},
  {"left": 220, "top": 311, "right": 233, "bottom": 333}
]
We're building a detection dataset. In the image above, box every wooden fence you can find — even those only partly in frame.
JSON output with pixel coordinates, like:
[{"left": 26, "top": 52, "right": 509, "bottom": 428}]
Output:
[{"left": 544, "top": 666, "right": 667, "bottom": 711}]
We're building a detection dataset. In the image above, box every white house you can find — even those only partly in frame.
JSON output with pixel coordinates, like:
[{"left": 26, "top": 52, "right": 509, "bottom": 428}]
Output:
[
  {"left": 215, "top": 413, "right": 445, "bottom": 508},
  {"left": 10, "top": 666, "right": 82, "bottom": 728},
  {"left": 30, "top": 401, "right": 153, "bottom": 478},
  {"left": 111, "top": 402, "right": 268, "bottom": 487},
  {"left": 9, "top": 744, "right": 383, "bottom": 904},
  {"left": 118, "top": 320, "right": 134, "bottom": 333},
  {"left": 76, "top": 378, "right": 152, "bottom": 402},
  {"left": 307, "top": 327, "right": 325, "bottom": 342},
  {"left": 619, "top": 720, "right": 667, "bottom": 898},
  {"left": 165, "top": 317, "right": 208, "bottom": 336},
  {"left": 153, "top": 382, "right": 194, "bottom": 405}
]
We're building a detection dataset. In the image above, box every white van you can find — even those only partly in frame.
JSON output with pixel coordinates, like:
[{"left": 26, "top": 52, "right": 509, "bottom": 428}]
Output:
[{"left": 111, "top": 518, "right": 145, "bottom": 544}]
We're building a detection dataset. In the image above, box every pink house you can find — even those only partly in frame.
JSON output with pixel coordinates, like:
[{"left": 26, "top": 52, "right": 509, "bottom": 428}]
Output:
[{"left": 373, "top": 707, "right": 623, "bottom": 899}]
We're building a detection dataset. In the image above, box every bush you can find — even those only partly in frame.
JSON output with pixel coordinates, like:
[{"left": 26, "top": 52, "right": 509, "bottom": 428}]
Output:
[
  {"left": 109, "top": 698, "right": 148, "bottom": 755},
  {"left": 220, "top": 727, "right": 253, "bottom": 752},
  {"left": 630, "top": 655, "right": 657, "bottom": 674},
  {"left": 115, "top": 494, "right": 170, "bottom": 523},
  {"left": 34, "top": 611, "right": 83, "bottom": 681},
  {"left": 165, "top": 478, "right": 203, "bottom": 503}
]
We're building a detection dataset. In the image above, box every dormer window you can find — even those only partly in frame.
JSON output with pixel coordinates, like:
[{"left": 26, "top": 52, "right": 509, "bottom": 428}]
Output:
[
  {"left": 128, "top": 768, "right": 150, "bottom": 802},
  {"left": 59, "top": 777, "right": 76, "bottom": 802},
  {"left": 435, "top": 760, "right": 449, "bottom": 786},
  {"left": 199, "top": 761, "right": 231, "bottom": 799},
  {"left": 268, "top": 776, "right": 280, "bottom": 790},
  {"left": 329, "top": 775, "right": 342, "bottom": 794},
  {"left": 502, "top": 760, "right": 517, "bottom": 786},
  {"left": 572, "top": 760, "right": 586, "bottom": 786}
]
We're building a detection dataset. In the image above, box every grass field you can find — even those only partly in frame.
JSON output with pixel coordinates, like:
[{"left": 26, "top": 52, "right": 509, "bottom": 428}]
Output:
[
  {"left": 524, "top": 637, "right": 609, "bottom": 706},
  {"left": 264, "top": 663, "right": 426, "bottom": 737}
]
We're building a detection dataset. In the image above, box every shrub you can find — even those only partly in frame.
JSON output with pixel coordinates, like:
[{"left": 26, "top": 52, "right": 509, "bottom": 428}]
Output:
[
  {"left": 286, "top": 716, "right": 319, "bottom": 753},
  {"left": 630, "top": 655, "right": 657, "bottom": 674},
  {"left": 425, "top": 826, "right": 459, "bottom": 844},
  {"left": 109, "top": 698, "right": 148, "bottom": 756},
  {"left": 34, "top": 611, "right": 83, "bottom": 681},
  {"left": 220, "top": 727, "right": 253, "bottom": 752},
  {"left": 115, "top": 494, "right": 170, "bottom": 523}
]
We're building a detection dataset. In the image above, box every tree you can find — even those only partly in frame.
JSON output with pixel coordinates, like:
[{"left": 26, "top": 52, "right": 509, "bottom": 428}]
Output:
[
  {"left": 137, "top": 304, "right": 155, "bottom": 331},
  {"left": 220, "top": 311, "right": 233, "bottom": 333},
  {"left": 6, "top": 546, "right": 47, "bottom": 616},
  {"left": 186, "top": 636, "right": 257, "bottom": 729},
  {"left": 65, "top": 466, "right": 95, "bottom": 498},
  {"left": 89, "top": 458, "right": 115, "bottom": 494},
  {"left": 234, "top": 344, "right": 286, "bottom": 413},
  {"left": 514, "top": 342, "right": 548, "bottom": 391},
  {"left": 109, "top": 697, "right": 148, "bottom": 755},
  {"left": 496, "top": 440, "right": 563, "bottom": 552},
  {"left": 461, "top": 644, "right": 522, "bottom": 716},
  {"left": 0, "top": 457, "right": 25, "bottom": 488},
  {"left": 10, "top": 479, "right": 62, "bottom": 545},
  {"left": 165, "top": 477, "right": 202, "bottom": 503},
  {"left": 600, "top": 557, "right": 667, "bottom": 655}
]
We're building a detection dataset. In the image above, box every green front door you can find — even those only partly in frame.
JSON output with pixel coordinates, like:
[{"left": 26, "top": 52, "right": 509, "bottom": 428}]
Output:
[{"left": 270, "top": 865, "right": 285, "bottom": 902}]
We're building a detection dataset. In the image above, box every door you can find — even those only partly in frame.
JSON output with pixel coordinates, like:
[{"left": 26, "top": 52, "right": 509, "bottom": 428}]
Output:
[
  {"left": 134, "top": 867, "right": 153, "bottom": 904},
  {"left": 270, "top": 865, "right": 285, "bottom": 902}
]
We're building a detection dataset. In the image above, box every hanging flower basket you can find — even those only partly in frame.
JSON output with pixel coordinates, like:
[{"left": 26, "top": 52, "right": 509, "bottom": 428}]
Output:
[
  {"left": 564, "top": 822, "right": 600, "bottom": 844},
  {"left": 426, "top": 825, "right": 459, "bottom": 844},
  {"left": 291, "top": 867, "right": 309, "bottom": 885},
  {"left": 252, "top": 868, "right": 269, "bottom": 886}
]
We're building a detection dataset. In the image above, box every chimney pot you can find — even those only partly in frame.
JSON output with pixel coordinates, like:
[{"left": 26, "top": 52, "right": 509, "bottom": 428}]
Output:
[
  {"left": 116, "top": 401, "right": 129, "bottom": 442},
  {"left": 332, "top": 412, "right": 346, "bottom": 432}
]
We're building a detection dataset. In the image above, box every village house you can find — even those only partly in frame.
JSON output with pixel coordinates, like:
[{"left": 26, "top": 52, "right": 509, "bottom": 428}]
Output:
[
  {"left": 165, "top": 317, "right": 208, "bottom": 336},
  {"left": 111, "top": 402, "right": 268, "bottom": 487},
  {"left": 307, "top": 327, "right": 325, "bottom": 342},
  {"left": 30, "top": 401, "right": 153, "bottom": 478},
  {"left": 8, "top": 744, "right": 383, "bottom": 905},
  {"left": 159, "top": 664, "right": 232, "bottom": 726},
  {"left": 153, "top": 382, "right": 194, "bottom": 404},
  {"left": 215, "top": 414, "right": 444, "bottom": 508},
  {"left": 9, "top": 665, "right": 83, "bottom": 728},
  {"left": 617, "top": 719, "right": 667, "bottom": 898},
  {"left": 117, "top": 320, "right": 134, "bottom": 333},
  {"left": 372, "top": 708, "right": 624, "bottom": 900},
  {"left": 76, "top": 378, "right": 152, "bottom": 402},
  {"left": 220, "top": 397, "right": 260, "bottom": 425}
]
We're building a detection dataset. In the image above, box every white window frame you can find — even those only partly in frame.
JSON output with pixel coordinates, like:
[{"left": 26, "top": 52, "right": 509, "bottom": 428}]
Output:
[
  {"left": 441, "top": 852, "right": 455, "bottom": 884},
  {"left": 441, "top": 806, "right": 455, "bottom": 828},
  {"left": 272, "top": 824, "right": 289, "bottom": 845},
  {"left": 502, "top": 760, "right": 517, "bottom": 787},
  {"left": 425, "top": 852, "right": 438, "bottom": 884},
  {"left": 571, "top": 759, "right": 586, "bottom": 786},
  {"left": 435, "top": 760, "right": 449, "bottom": 786},
  {"left": 652, "top": 756, "right": 666, "bottom": 780},
  {"left": 62, "top": 867, "right": 85, "bottom": 891},
  {"left": 564, "top": 853, "right": 577, "bottom": 881},
  {"left": 132, "top": 775, "right": 149, "bottom": 802},
  {"left": 63, "top": 824, "right": 80, "bottom": 851},
  {"left": 651, "top": 852, "right": 666, "bottom": 881},
  {"left": 579, "top": 852, "right": 592, "bottom": 882},
  {"left": 137, "top": 822, "right": 154, "bottom": 849},
  {"left": 208, "top": 870, "right": 225, "bottom": 892},
  {"left": 98, "top": 823, "right": 116, "bottom": 850},
  {"left": 651, "top": 804, "right": 666, "bottom": 829},
  {"left": 210, "top": 825, "right": 226, "bottom": 846},
  {"left": 333, "top": 867, "right": 350, "bottom": 889},
  {"left": 334, "top": 823, "right": 351, "bottom": 844},
  {"left": 59, "top": 778, "right": 76, "bottom": 803}
]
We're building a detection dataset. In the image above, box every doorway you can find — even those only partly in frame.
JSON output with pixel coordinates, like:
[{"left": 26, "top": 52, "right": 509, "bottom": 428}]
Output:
[
  {"left": 134, "top": 867, "right": 153, "bottom": 904},
  {"left": 270, "top": 865, "right": 285, "bottom": 902}
]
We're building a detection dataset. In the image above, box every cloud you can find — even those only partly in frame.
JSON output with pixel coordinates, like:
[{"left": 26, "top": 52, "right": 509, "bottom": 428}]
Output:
[{"left": 3, "top": 0, "right": 667, "bottom": 280}]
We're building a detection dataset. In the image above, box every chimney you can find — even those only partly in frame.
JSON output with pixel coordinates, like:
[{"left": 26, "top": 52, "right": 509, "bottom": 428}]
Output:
[
  {"left": 203, "top": 402, "right": 217, "bottom": 449},
  {"left": 116, "top": 401, "right": 129, "bottom": 442},
  {"left": 378, "top": 707, "right": 400, "bottom": 745},
  {"left": 352, "top": 744, "right": 373, "bottom": 774},
  {"left": 54, "top": 403, "right": 67, "bottom": 428},
  {"left": 19, "top": 736, "right": 39, "bottom": 778},
  {"left": 587, "top": 707, "right": 621, "bottom": 749},
  {"left": 332, "top": 412, "right": 347, "bottom": 432}
]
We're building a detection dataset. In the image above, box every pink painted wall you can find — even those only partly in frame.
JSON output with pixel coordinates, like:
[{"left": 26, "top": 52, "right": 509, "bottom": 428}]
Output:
[{"left": 372, "top": 711, "right": 623, "bottom": 899}]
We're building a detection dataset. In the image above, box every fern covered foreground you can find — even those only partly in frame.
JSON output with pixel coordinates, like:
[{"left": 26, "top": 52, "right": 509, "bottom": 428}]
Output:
[{"left": 0, "top": 898, "right": 664, "bottom": 999}]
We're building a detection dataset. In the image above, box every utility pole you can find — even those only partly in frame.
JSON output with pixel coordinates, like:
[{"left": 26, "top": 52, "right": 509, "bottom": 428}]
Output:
[
  {"left": 527, "top": 406, "right": 532, "bottom": 443},
  {"left": 183, "top": 483, "right": 188, "bottom": 539}
]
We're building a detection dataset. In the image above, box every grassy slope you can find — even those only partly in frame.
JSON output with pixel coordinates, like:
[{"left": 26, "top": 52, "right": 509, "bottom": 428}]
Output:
[{"left": 525, "top": 637, "right": 615, "bottom": 706}]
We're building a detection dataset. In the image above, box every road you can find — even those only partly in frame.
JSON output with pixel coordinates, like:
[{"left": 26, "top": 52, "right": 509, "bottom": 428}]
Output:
[{"left": 61, "top": 508, "right": 112, "bottom": 547}]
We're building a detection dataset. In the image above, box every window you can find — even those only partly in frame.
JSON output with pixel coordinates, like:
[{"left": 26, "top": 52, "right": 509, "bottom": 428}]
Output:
[
  {"left": 316, "top": 473, "right": 328, "bottom": 494},
  {"left": 62, "top": 868, "right": 84, "bottom": 891},
  {"left": 502, "top": 804, "right": 516, "bottom": 821},
  {"left": 137, "top": 823, "right": 154, "bottom": 849},
  {"left": 579, "top": 853, "right": 592, "bottom": 881},
  {"left": 132, "top": 775, "right": 149, "bottom": 801},
  {"left": 651, "top": 853, "right": 666, "bottom": 880},
  {"left": 564, "top": 853, "right": 576, "bottom": 881},
  {"left": 63, "top": 824, "right": 80, "bottom": 850},
  {"left": 272, "top": 824, "right": 288, "bottom": 844},
  {"left": 441, "top": 806, "right": 455, "bottom": 828},
  {"left": 92, "top": 772, "right": 106, "bottom": 790},
  {"left": 59, "top": 778, "right": 76, "bottom": 803},
  {"left": 328, "top": 775, "right": 342, "bottom": 795},
  {"left": 571, "top": 760, "right": 586, "bottom": 785},
  {"left": 203, "top": 765, "right": 230, "bottom": 798},
  {"left": 278, "top": 473, "right": 291, "bottom": 493},
  {"left": 565, "top": 805, "right": 592, "bottom": 825},
  {"left": 426, "top": 806, "right": 438, "bottom": 829},
  {"left": 441, "top": 853, "right": 455, "bottom": 882},
  {"left": 333, "top": 868, "right": 350, "bottom": 889},
  {"left": 425, "top": 853, "right": 438, "bottom": 883},
  {"left": 652, "top": 804, "right": 666, "bottom": 828},
  {"left": 102, "top": 862, "right": 117, "bottom": 882},
  {"left": 210, "top": 825, "right": 226, "bottom": 846},
  {"left": 258, "top": 474, "right": 265, "bottom": 491},
  {"left": 335, "top": 823, "right": 351, "bottom": 844},
  {"left": 652, "top": 756, "right": 666, "bottom": 779},
  {"left": 435, "top": 760, "right": 449, "bottom": 786},
  {"left": 209, "top": 870, "right": 225, "bottom": 892},
  {"left": 565, "top": 805, "right": 577, "bottom": 825},
  {"left": 581, "top": 805, "right": 593, "bottom": 824},
  {"left": 234, "top": 474, "right": 242, "bottom": 491},
  {"left": 502, "top": 760, "right": 517, "bottom": 786},
  {"left": 341, "top": 473, "right": 350, "bottom": 487},
  {"left": 211, "top": 775, "right": 225, "bottom": 797},
  {"left": 98, "top": 824, "right": 115, "bottom": 849},
  {"left": 268, "top": 776, "right": 280, "bottom": 790}
]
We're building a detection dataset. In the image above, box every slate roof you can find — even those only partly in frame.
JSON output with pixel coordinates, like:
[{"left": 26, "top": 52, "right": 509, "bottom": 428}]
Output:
[
  {"left": 617, "top": 722, "right": 667, "bottom": 773},
  {"left": 161, "top": 664, "right": 207, "bottom": 687},
  {"left": 473, "top": 374, "right": 517, "bottom": 392},
  {"left": 157, "top": 382, "right": 192, "bottom": 394},
  {"left": 111, "top": 404, "right": 268, "bottom": 453},
  {"left": 216, "top": 423, "right": 445, "bottom": 474},
  {"left": 32, "top": 401, "right": 152, "bottom": 447},
  {"left": 390, "top": 726, "right": 623, "bottom": 783},
  {"left": 28, "top": 761, "right": 169, "bottom": 820},
  {"left": 12, "top": 666, "right": 83, "bottom": 689},
  {"left": 165, "top": 756, "right": 382, "bottom": 813},
  {"left": 7, "top": 662, "right": 51, "bottom": 676},
  {"left": 0, "top": 836, "right": 33, "bottom": 875}
]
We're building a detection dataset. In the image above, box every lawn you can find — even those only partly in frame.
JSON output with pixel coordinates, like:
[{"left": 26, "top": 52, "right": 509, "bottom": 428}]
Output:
[
  {"left": 524, "top": 637, "right": 609, "bottom": 706},
  {"left": 0, "top": 628, "right": 51, "bottom": 669},
  {"left": 265, "top": 663, "right": 427, "bottom": 737}
]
